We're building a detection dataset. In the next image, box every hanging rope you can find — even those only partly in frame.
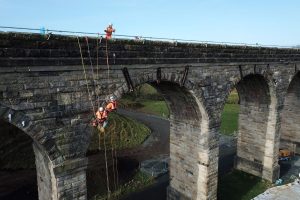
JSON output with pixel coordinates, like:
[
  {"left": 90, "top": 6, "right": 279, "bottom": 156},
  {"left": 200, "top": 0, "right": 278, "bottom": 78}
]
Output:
[
  {"left": 110, "top": 127, "right": 117, "bottom": 191},
  {"left": 106, "top": 39, "right": 110, "bottom": 87},
  {"left": 78, "top": 36, "right": 112, "bottom": 197},
  {"left": 103, "top": 130, "right": 111, "bottom": 198},
  {"left": 105, "top": 39, "right": 118, "bottom": 192},
  {"left": 96, "top": 34, "right": 101, "bottom": 108},
  {"left": 85, "top": 37, "right": 97, "bottom": 83},
  {"left": 76, "top": 37, "right": 96, "bottom": 116}
]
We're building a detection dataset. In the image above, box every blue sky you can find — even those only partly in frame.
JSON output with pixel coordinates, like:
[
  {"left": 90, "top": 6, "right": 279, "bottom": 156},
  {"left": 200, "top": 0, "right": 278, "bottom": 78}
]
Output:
[{"left": 1, "top": 0, "right": 300, "bottom": 46}]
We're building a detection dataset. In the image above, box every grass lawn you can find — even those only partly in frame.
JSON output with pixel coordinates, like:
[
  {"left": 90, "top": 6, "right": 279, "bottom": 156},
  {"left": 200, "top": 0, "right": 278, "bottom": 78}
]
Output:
[
  {"left": 119, "top": 84, "right": 170, "bottom": 118},
  {"left": 131, "top": 100, "right": 169, "bottom": 118},
  {"left": 218, "top": 170, "right": 272, "bottom": 200},
  {"left": 88, "top": 112, "right": 151, "bottom": 152},
  {"left": 220, "top": 104, "right": 240, "bottom": 136}
]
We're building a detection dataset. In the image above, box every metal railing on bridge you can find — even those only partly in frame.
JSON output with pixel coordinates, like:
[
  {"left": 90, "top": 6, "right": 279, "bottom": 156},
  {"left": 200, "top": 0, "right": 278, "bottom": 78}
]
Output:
[{"left": 0, "top": 25, "right": 299, "bottom": 49}]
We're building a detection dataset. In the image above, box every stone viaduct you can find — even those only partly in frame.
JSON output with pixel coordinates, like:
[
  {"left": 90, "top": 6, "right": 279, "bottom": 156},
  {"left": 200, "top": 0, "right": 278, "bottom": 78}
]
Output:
[{"left": 0, "top": 32, "right": 299, "bottom": 200}]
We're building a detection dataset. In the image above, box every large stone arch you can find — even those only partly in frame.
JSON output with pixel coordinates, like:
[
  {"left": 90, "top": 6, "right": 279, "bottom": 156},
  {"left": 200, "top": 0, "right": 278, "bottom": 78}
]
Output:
[
  {"left": 0, "top": 103, "right": 63, "bottom": 200},
  {"left": 103, "top": 70, "right": 218, "bottom": 200},
  {"left": 280, "top": 72, "right": 300, "bottom": 153},
  {"left": 222, "top": 67, "right": 281, "bottom": 182},
  {"left": 0, "top": 103, "right": 63, "bottom": 161}
]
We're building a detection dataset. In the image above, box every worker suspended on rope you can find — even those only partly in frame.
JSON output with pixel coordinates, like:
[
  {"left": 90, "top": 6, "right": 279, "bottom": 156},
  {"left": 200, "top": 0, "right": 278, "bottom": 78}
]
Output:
[
  {"left": 93, "top": 107, "right": 108, "bottom": 130},
  {"left": 104, "top": 23, "right": 115, "bottom": 39},
  {"left": 106, "top": 96, "right": 117, "bottom": 113}
]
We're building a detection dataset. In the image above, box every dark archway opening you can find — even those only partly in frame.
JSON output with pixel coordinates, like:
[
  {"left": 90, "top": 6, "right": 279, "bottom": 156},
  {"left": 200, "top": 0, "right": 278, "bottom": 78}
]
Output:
[
  {"left": 279, "top": 72, "right": 300, "bottom": 181},
  {"left": 0, "top": 119, "right": 38, "bottom": 200}
]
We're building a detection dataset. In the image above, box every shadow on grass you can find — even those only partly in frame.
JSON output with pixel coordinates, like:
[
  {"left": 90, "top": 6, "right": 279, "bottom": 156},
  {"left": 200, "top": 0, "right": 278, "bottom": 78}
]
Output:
[{"left": 218, "top": 170, "right": 271, "bottom": 200}]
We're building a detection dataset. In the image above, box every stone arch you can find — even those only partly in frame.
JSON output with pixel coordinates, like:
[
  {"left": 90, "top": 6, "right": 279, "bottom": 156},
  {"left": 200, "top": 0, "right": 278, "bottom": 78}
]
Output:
[
  {"left": 107, "top": 69, "right": 198, "bottom": 101},
  {"left": 222, "top": 71, "right": 280, "bottom": 181},
  {"left": 0, "top": 103, "right": 63, "bottom": 161},
  {"left": 0, "top": 103, "right": 63, "bottom": 200},
  {"left": 102, "top": 70, "right": 218, "bottom": 199},
  {"left": 280, "top": 72, "right": 300, "bottom": 153}
]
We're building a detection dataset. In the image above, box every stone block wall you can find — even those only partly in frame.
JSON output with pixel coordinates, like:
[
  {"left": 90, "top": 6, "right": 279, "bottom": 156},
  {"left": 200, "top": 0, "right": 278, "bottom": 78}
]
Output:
[{"left": 235, "top": 75, "right": 271, "bottom": 177}]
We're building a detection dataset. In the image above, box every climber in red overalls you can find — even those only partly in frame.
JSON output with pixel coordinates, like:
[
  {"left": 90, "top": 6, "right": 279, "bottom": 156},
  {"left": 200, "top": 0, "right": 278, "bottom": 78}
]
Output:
[{"left": 104, "top": 23, "right": 115, "bottom": 39}]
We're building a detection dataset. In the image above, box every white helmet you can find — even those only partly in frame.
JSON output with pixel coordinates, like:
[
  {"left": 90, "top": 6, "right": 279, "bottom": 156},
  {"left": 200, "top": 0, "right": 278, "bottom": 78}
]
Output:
[
  {"left": 110, "top": 96, "right": 115, "bottom": 101},
  {"left": 99, "top": 107, "right": 104, "bottom": 112}
]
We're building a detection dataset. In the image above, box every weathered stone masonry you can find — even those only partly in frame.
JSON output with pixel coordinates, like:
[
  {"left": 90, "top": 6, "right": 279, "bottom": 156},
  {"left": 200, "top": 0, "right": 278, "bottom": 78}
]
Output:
[{"left": 0, "top": 32, "right": 300, "bottom": 200}]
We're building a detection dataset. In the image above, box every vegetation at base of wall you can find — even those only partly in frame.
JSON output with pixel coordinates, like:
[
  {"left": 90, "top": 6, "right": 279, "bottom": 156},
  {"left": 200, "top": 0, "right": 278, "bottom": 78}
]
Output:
[
  {"left": 92, "top": 171, "right": 154, "bottom": 200},
  {"left": 119, "top": 84, "right": 170, "bottom": 118},
  {"left": 226, "top": 89, "right": 239, "bottom": 104},
  {"left": 220, "top": 104, "right": 240, "bottom": 136},
  {"left": 88, "top": 112, "right": 151, "bottom": 152},
  {"left": 220, "top": 89, "right": 240, "bottom": 136},
  {"left": 218, "top": 170, "right": 272, "bottom": 200}
]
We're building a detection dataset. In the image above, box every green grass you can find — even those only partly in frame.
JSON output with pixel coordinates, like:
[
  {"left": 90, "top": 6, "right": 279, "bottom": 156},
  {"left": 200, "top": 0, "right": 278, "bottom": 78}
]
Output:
[
  {"left": 93, "top": 171, "right": 154, "bottom": 200},
  {"left": 218, "top": 170, "right": 272, "bottom": 200},
  {"left": 220, "top": 104, "right": 240, "bottom": 136},
  {"left": 119, "top": 98, "right": 169, "bottom": 118},
  {"left": 119, "top": 84, "right": 170, "bottom": 118},
  {"left": 88, "top": 112, "right": 151, "bottom": 152},
  {"left": 133, "top": 100, "right": 169, "bottom": 118}
]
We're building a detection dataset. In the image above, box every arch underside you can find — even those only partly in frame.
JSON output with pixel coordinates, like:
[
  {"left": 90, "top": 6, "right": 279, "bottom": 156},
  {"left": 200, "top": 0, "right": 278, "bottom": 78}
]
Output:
[
  {"left": 280, "top": 72, "right": 300, "bottom": 153},
  {"left": 151, "top": 81, "right": 213, "bottom": 199},
  {"left": 235, "top": 75, "right": 272, "bottom": 177}
]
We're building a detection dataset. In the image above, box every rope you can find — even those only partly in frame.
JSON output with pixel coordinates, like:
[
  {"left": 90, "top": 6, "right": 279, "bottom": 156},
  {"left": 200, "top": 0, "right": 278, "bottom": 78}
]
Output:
[
  {"left": 76, "top": 37, "right": 96, "bottom": 116},
  {"left": 105, "top": 39, "right": 118, "bottom": 192},
  {"left": 98, "top": 132, "right": 101, "bottom": 150},
  {"left": 106, "top": 39, "right": 110, "bottom": 86},
  {"left": 86, "top": 36, "right": 103, "bottom": 111},
  {"left": 85, "top": 37, "right": 96, "bottom": 76},
  {"left": 96, "top": 34, "right": 101, "bottom": 108},
  {"left": 110, "top": 129, "right": 117, "bottom": 191},
  {"left": 103, "top": 130, "right": 111, "bottom": 198},
  {"left": 112, "top": 122, "right": 119, "bottom": 189}
]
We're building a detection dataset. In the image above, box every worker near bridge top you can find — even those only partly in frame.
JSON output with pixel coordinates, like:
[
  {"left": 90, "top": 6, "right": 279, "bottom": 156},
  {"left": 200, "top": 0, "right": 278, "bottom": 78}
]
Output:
[
  {"left": 95, "top": 107, "right": 108, "bottom": 129},
  {"left": 104, "top": 23, "right": 115, "bottom": 39},
  {"left": 106, "top": 96, "right": 117, "bottom": 112}
]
